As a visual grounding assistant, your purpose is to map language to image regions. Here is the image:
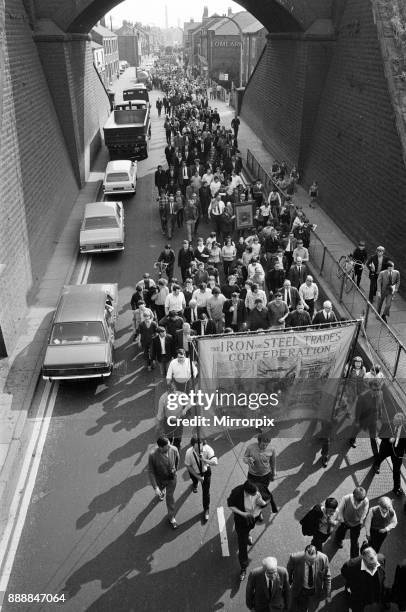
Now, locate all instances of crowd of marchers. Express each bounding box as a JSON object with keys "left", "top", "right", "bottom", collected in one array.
[{"left": 132, "top": 61, "right": 406, "bottom": 611}]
